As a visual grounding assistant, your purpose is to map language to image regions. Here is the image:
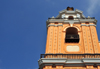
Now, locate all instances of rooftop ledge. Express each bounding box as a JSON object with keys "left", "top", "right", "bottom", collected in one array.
[
  {"left": 38, "top": 58, "right": 100, "bottom": 68},
  {"left": 46, "top": 18, "right": 97, "bottom": 24},
  {"left": 38, "top": 54, "right": 100, "bottom": 68},
  {"left": 48, "top": 17, "right": 95, "bottom": 19}
]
